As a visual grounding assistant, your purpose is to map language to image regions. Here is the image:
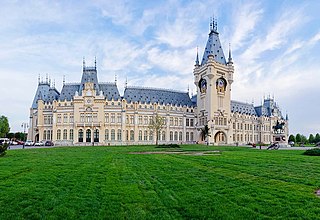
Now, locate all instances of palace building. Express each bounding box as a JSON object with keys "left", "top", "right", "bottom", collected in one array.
[{"left": 28, "top": 21, "right": 288, "bottom": 146}]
